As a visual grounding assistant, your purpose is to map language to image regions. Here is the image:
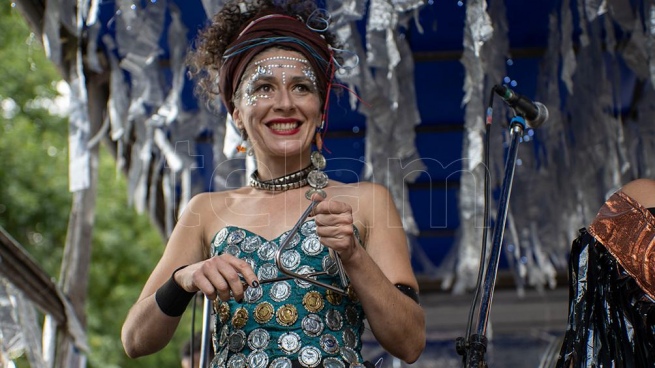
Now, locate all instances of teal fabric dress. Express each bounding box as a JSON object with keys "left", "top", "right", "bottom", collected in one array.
[{"left": 209, "top": 219, "right": 366, "bottom": 368}]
